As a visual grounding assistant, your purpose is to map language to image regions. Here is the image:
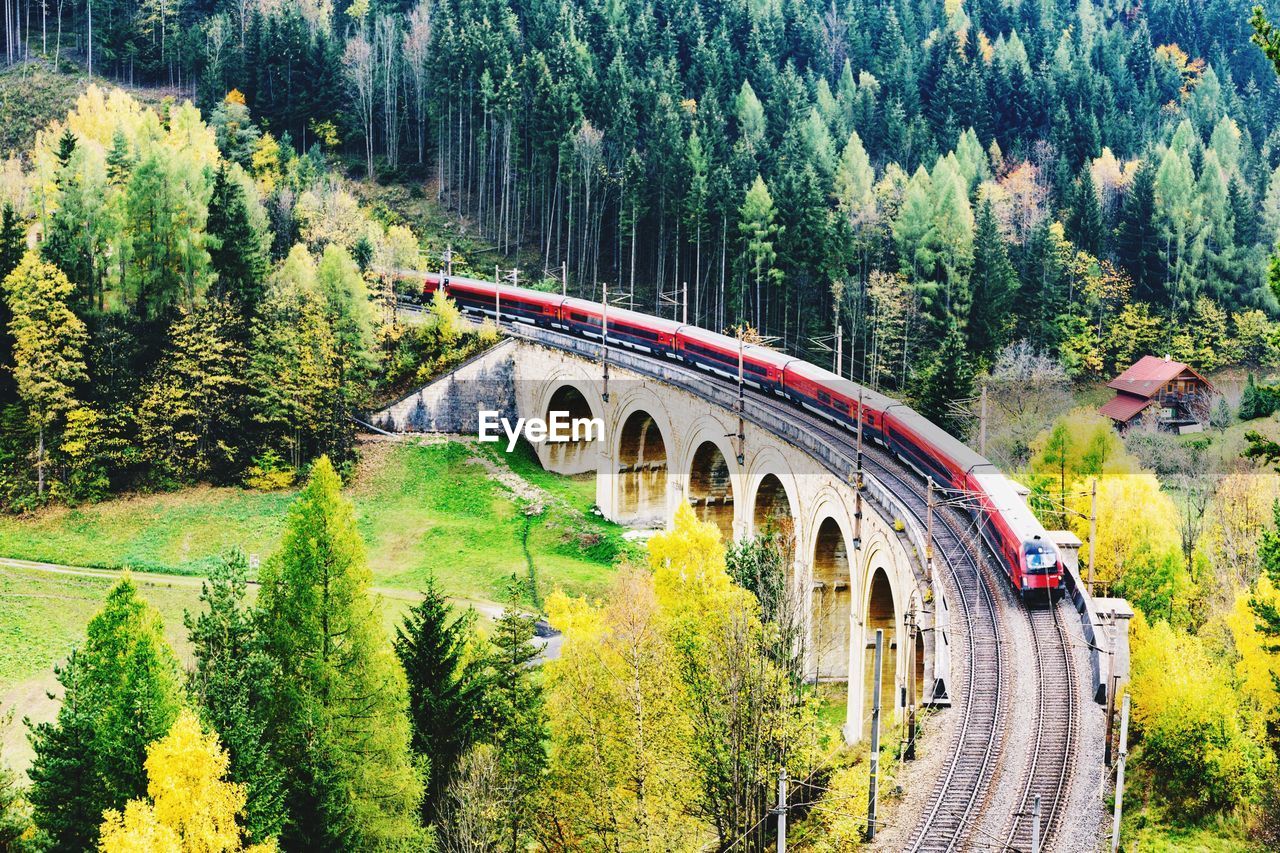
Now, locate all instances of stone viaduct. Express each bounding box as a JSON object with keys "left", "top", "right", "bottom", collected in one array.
[{"left": 375, "top": 333, "right": 955, "bottom": 746}]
